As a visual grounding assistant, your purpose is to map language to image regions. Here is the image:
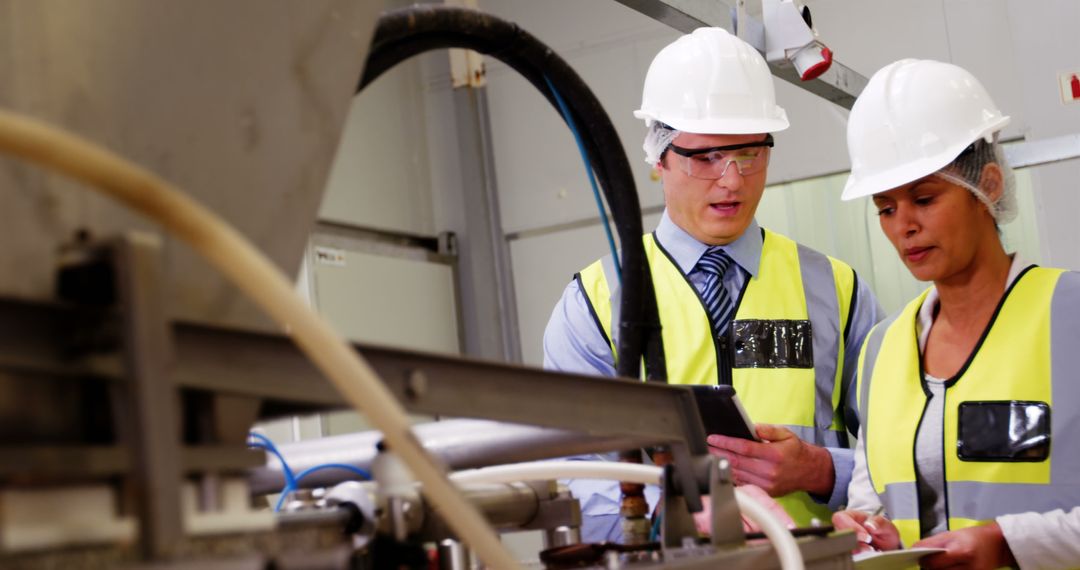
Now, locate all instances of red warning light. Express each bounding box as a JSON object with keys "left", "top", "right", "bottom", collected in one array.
[{"left": 1072, "top": 74, "right": 1080, "bottom": 100}]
